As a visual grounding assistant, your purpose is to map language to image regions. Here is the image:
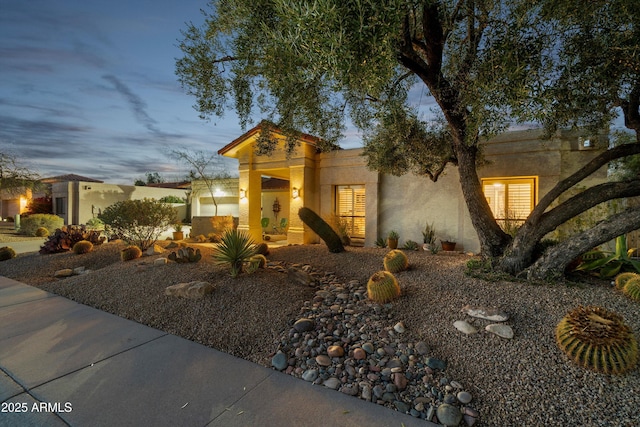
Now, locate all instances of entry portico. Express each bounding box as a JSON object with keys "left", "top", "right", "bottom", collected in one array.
[{"left": 218, "top": 122, "right": 322, "bottom": 245}]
